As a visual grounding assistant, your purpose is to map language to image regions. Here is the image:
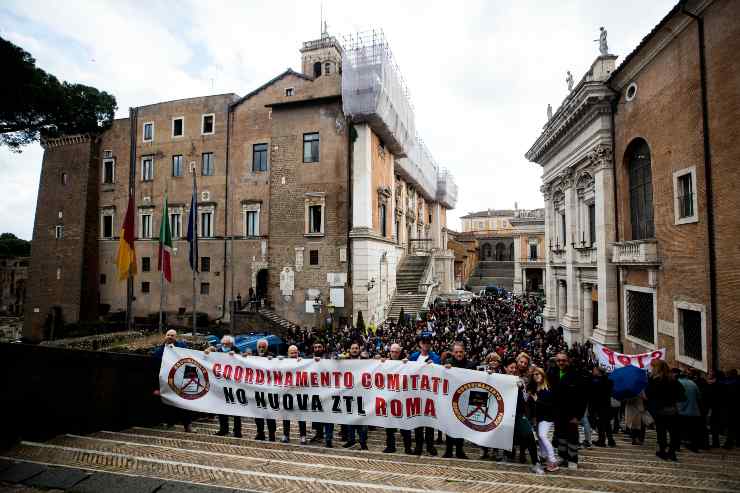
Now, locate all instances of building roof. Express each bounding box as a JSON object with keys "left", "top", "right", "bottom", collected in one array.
[
  {"left": 460, "top": 209, "right": 516, "bottom": 219},
  {"left": 231, "top": 69, "right": 313, "bottom": 109}
]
